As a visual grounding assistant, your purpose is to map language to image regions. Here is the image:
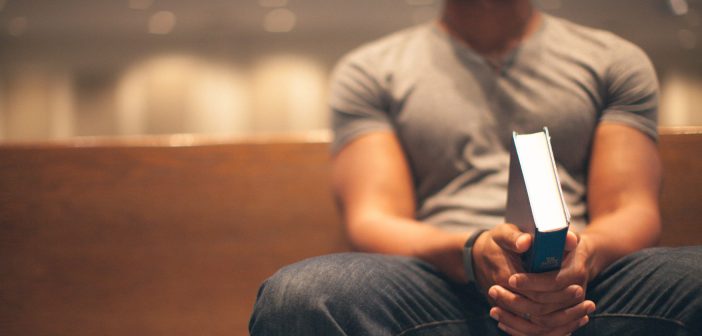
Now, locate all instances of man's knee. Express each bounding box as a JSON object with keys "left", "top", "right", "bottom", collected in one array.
[
  {"left": 588, "top": 246, "right": 702, "bottom": 335},
  {"left": 249, "top": 253, "right": 395, "bottom": 334},
  {"left": 630, "top": 246, "right": 702, "bottom": 279}
]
